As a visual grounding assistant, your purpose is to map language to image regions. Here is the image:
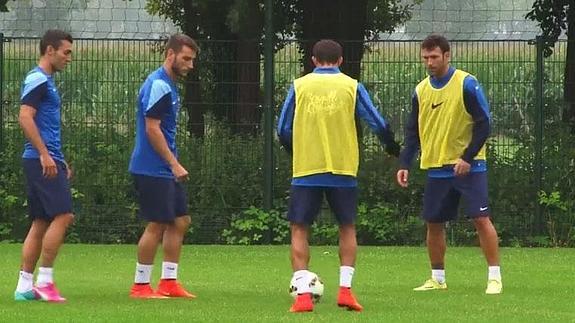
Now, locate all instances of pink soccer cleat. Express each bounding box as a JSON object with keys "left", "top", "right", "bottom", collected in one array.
[{"left": 34, "top": 283, "right": 66, "bottom": 303}]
